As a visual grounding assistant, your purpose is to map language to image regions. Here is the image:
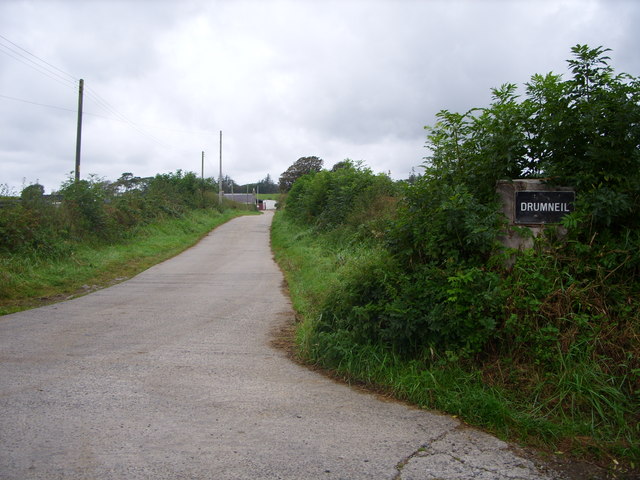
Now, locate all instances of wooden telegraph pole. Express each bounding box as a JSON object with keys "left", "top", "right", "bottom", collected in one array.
[
  {"left": 218, "top": 131, "right": 223, "bottom": 204},
  {"left": 201, "top": 150, "right": 205, "bottom": 208},
  {"left": 74, "top": 78, "right": 84, "bottom": 182}
]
